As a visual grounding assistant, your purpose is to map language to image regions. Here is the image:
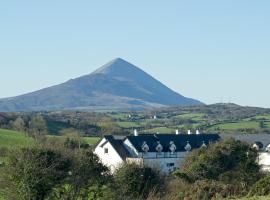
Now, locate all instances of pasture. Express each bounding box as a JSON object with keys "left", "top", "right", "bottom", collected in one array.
[{"left": 0, "top": 129, "right": 34, "bottom": 149}]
